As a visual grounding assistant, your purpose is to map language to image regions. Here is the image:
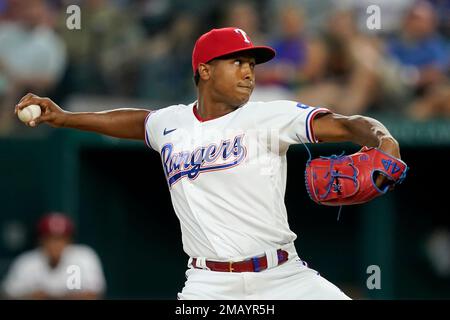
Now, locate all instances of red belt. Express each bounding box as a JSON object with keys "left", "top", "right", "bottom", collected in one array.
[{"left": 192, "top": 249, "right": 289, "bottom": 273}]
